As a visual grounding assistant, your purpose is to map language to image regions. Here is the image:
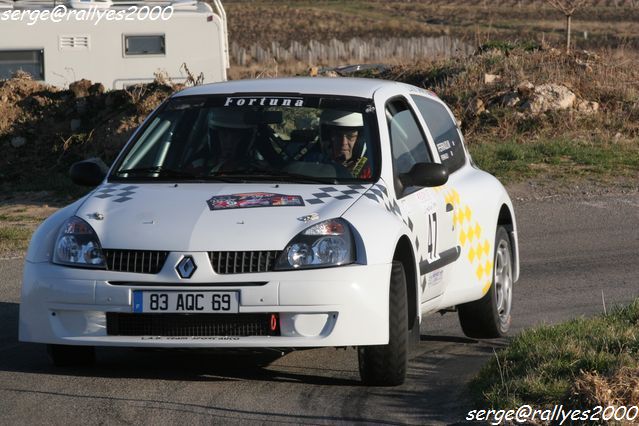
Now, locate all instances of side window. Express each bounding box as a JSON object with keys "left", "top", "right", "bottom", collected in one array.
[
  {"left": 386, "top": 97, "right": 432, "bottom": 196},
  {"left": 0, "top": 50, "right": 44, "bottom": 80},
  {"left": 411, "top": 95, "right": 466, "bottom": 173},
  {"left": 124, "top": 35, "right": 166, "bottom": 56}
]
